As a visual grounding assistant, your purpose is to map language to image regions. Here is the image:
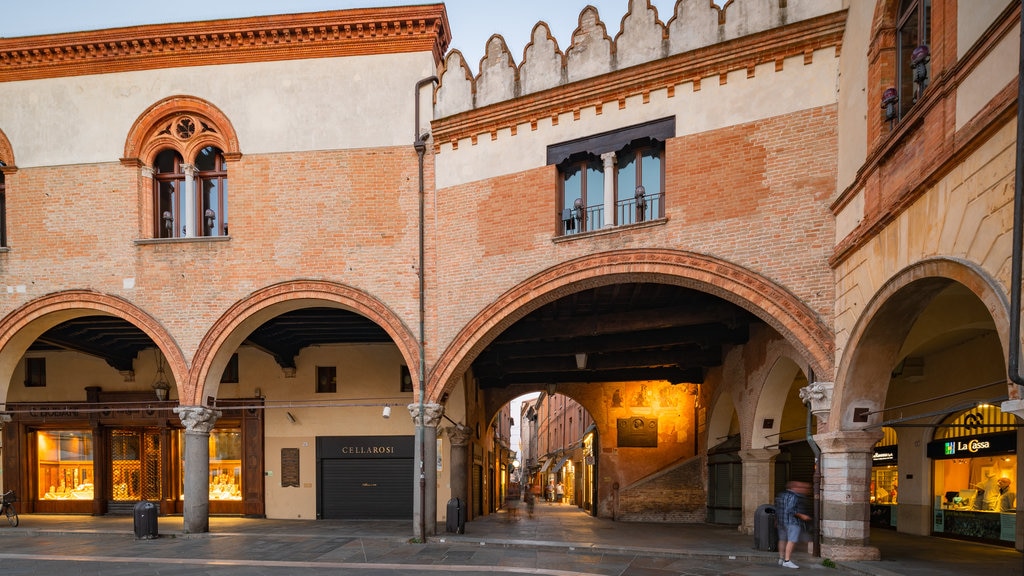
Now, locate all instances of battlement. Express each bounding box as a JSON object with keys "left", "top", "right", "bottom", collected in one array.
[{"left": 435, "top": 0, "right": 842, "bottom": 119}]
